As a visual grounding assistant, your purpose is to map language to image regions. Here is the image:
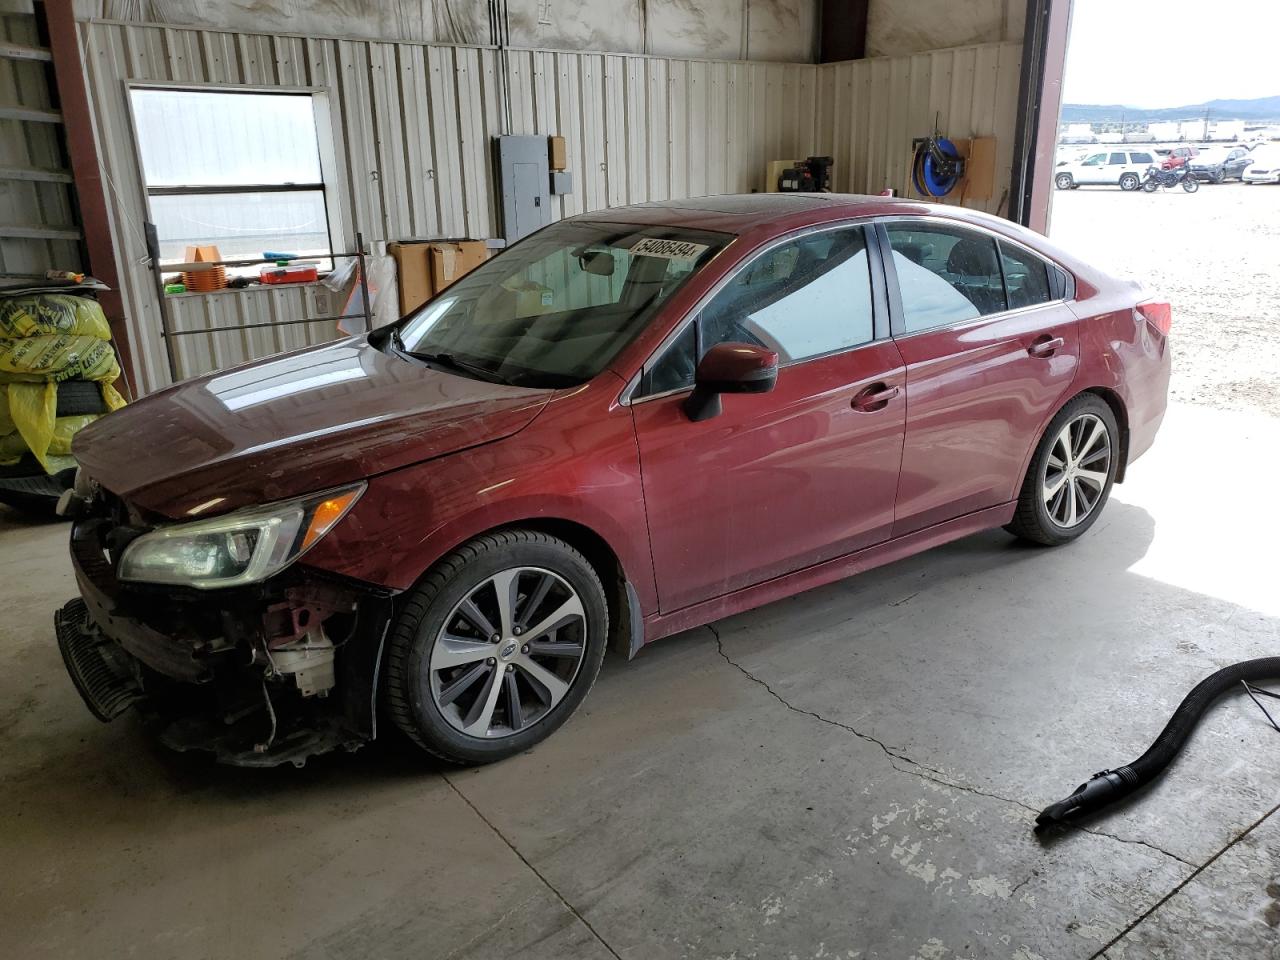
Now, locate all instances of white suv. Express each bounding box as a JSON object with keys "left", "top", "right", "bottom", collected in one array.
[{"left": 1054, "top": 149, "right": 1158, "bottom": 191}]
